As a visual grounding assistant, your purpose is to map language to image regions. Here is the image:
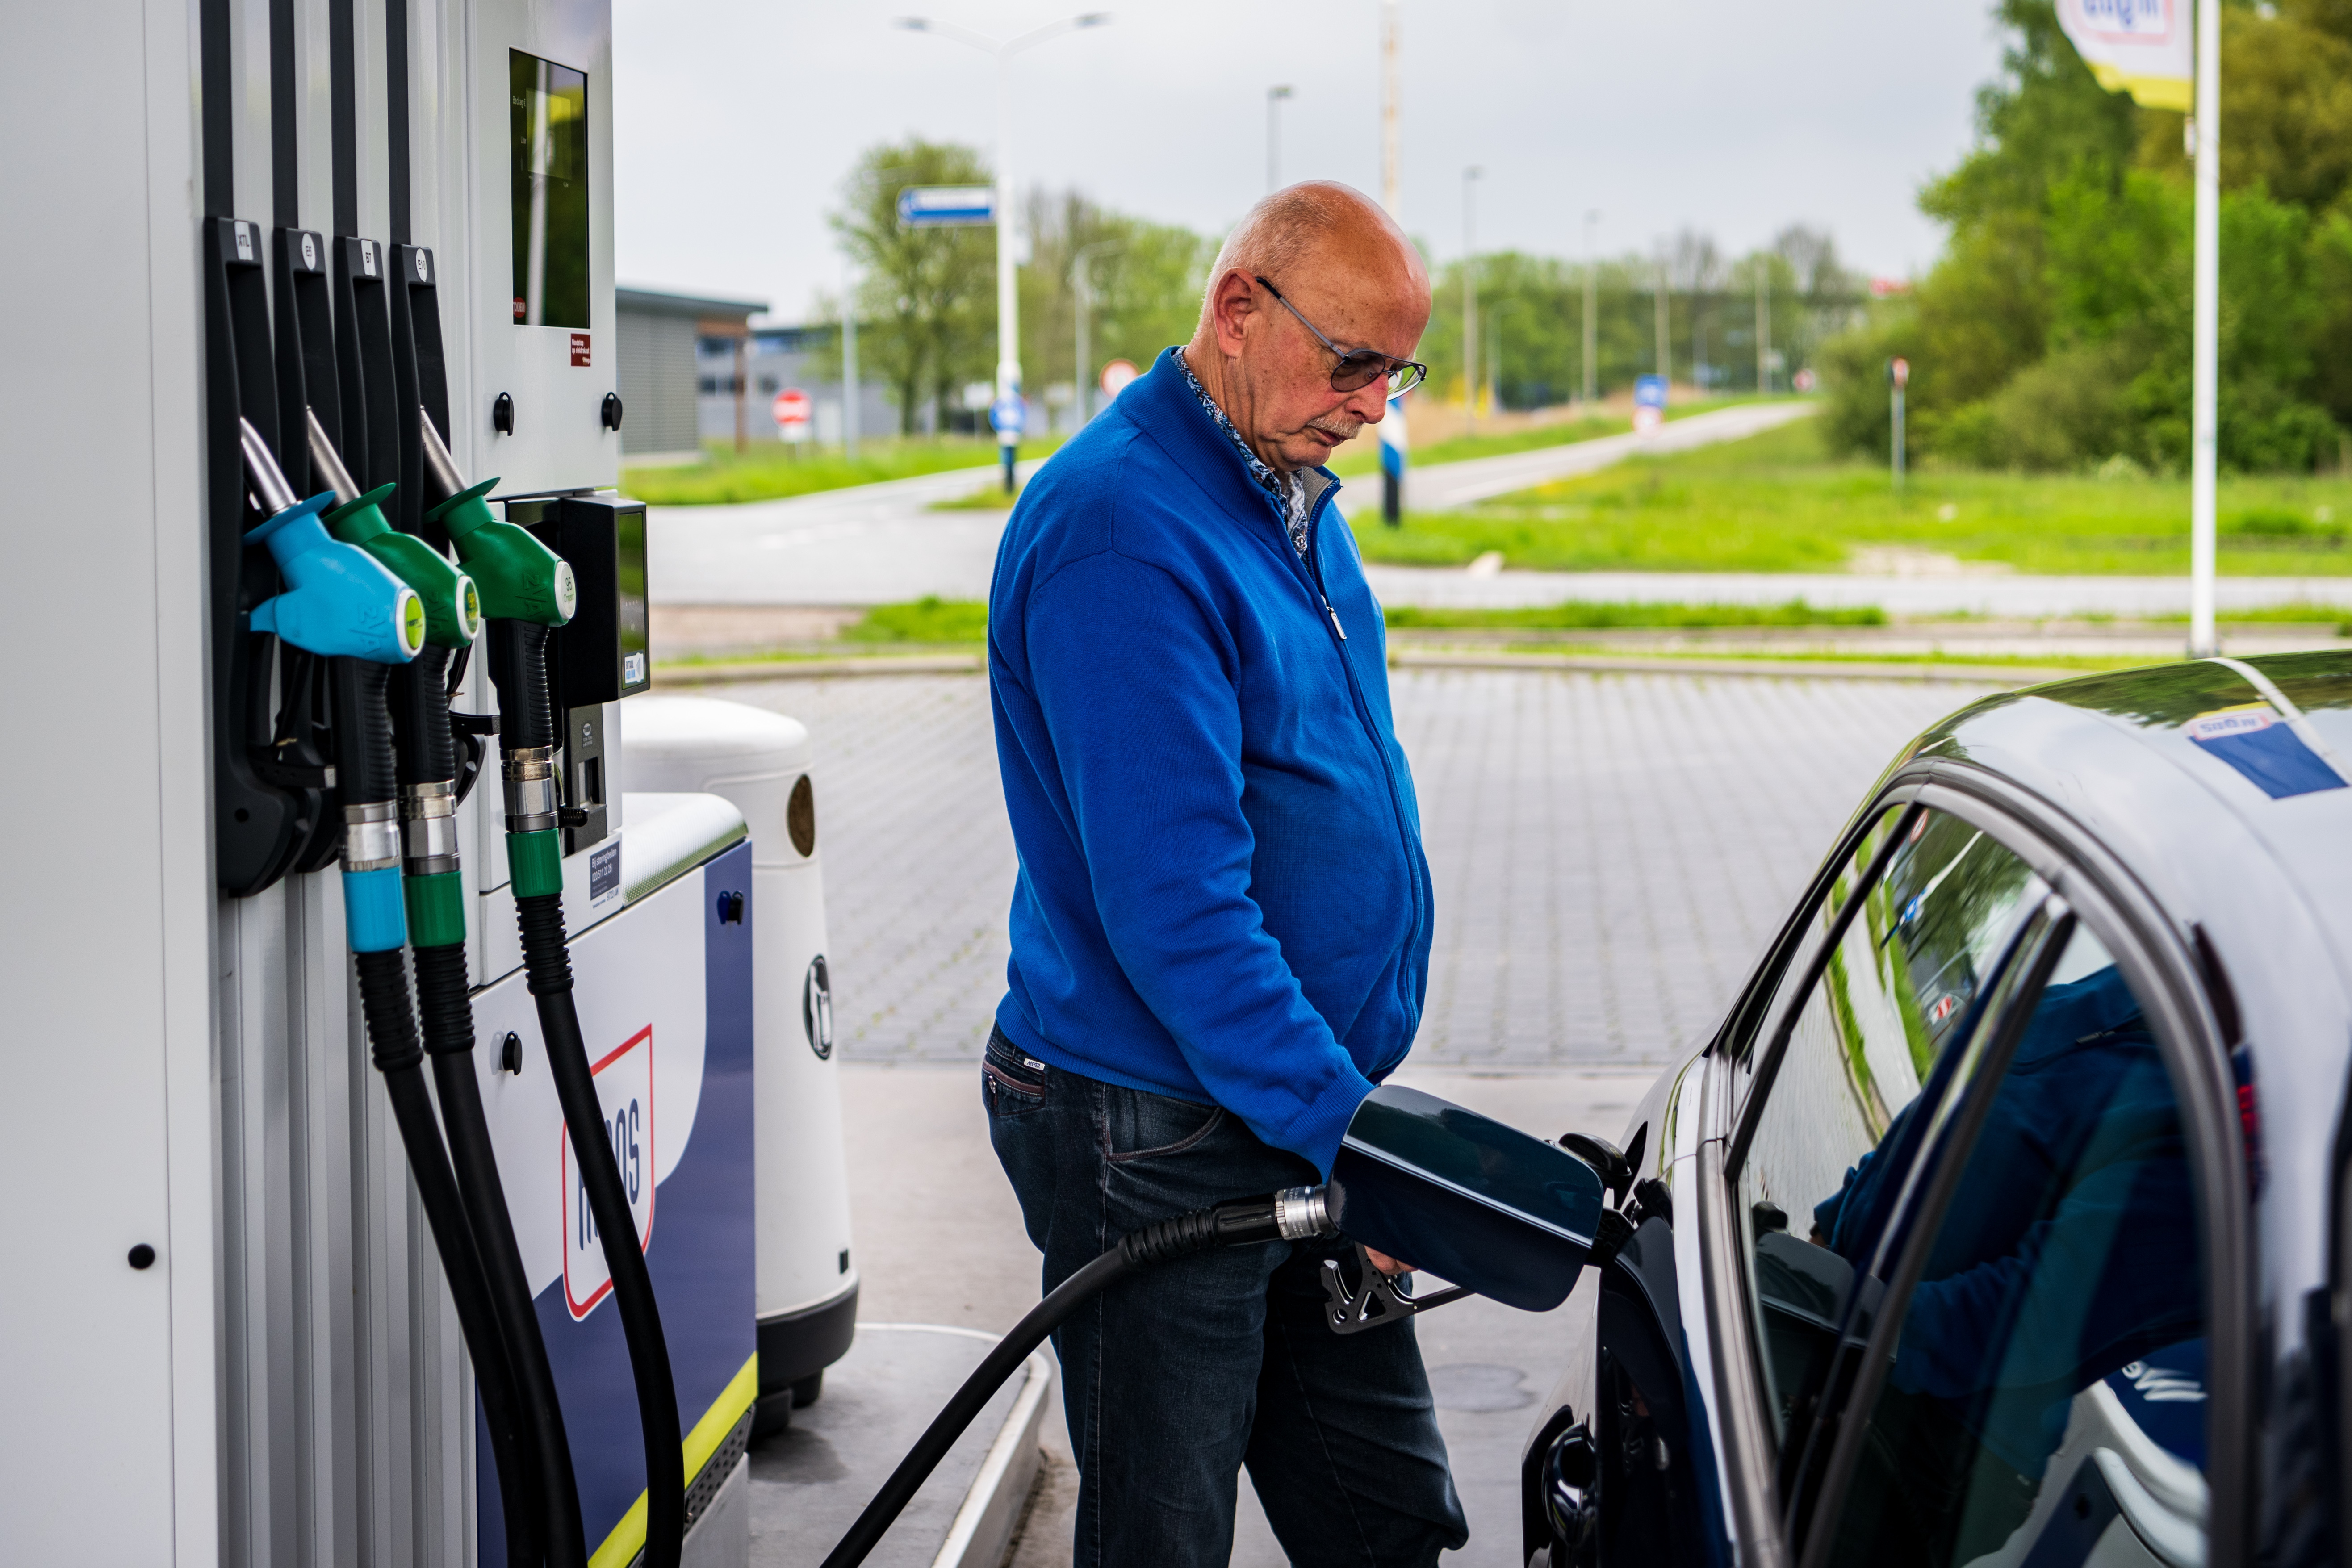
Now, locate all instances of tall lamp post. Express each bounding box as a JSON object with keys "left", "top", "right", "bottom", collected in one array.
[
  {"left": 1071, "top": 239, "right": 1120, "bottom": 426},
  {"left": 1266, "top": 85, "right": 1293, "bottom": 194},
  {"left": 1462, "top": 165, "right": 1482, "bottom": 435},
  {"left": 896, "top": 12, "right": 1111, "bottom": 491}
]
